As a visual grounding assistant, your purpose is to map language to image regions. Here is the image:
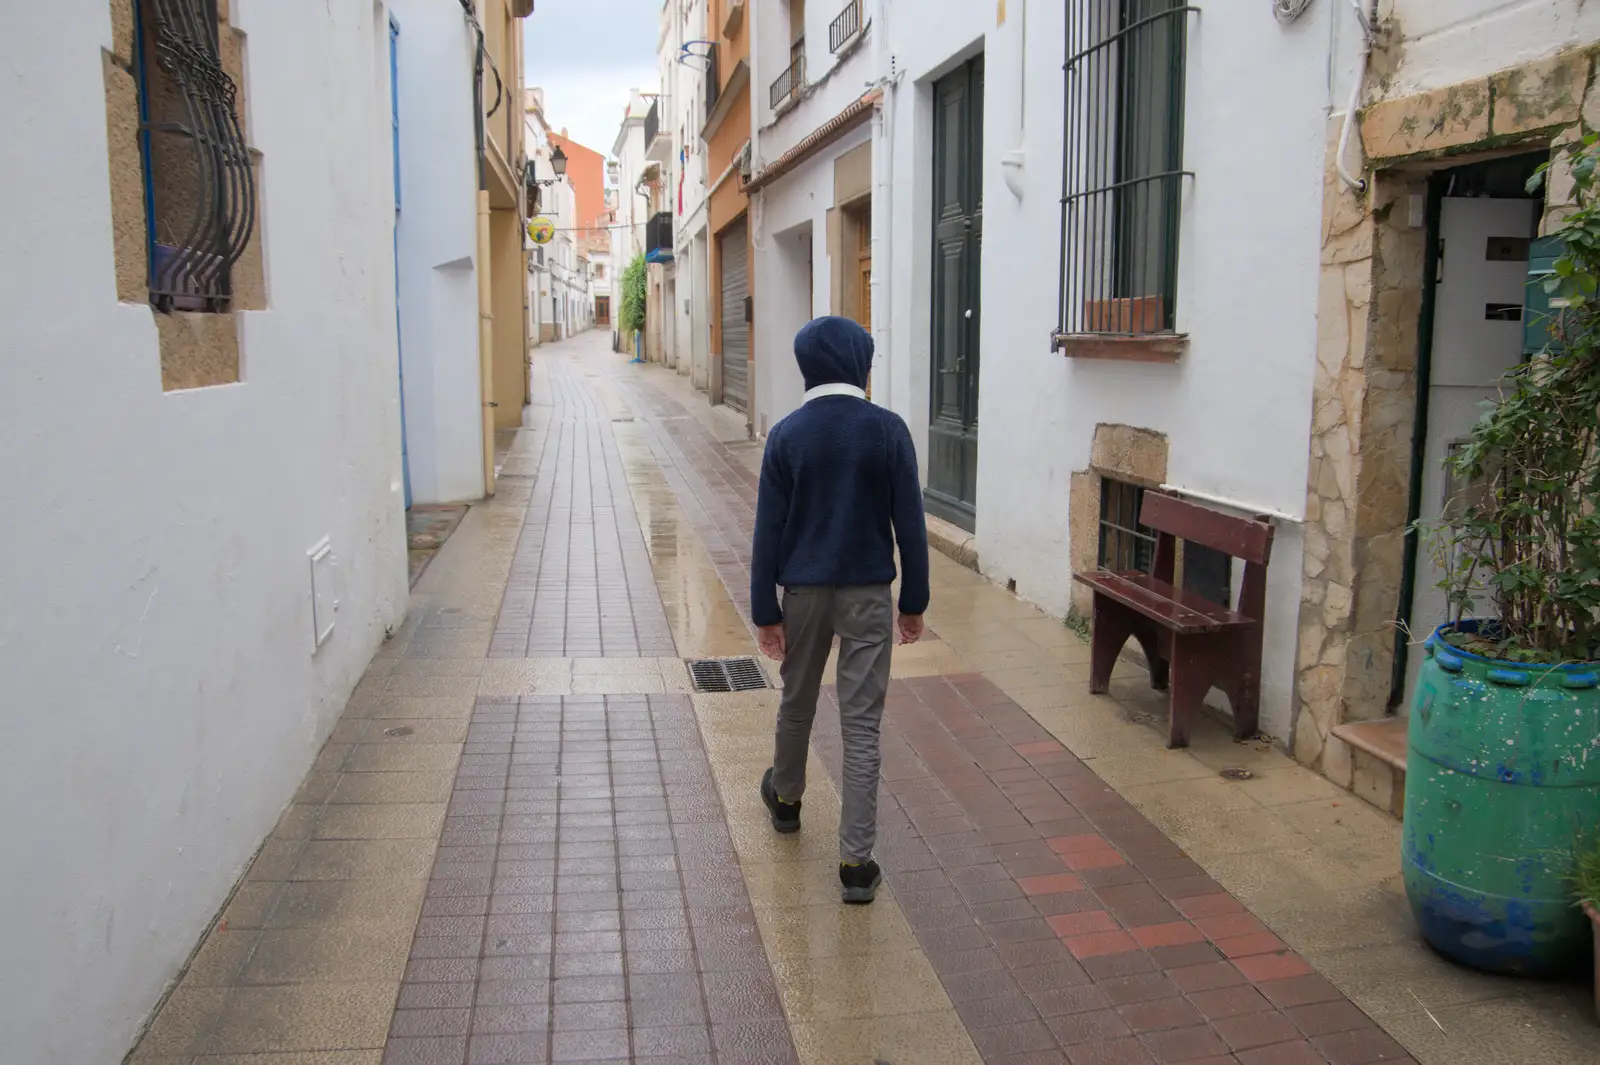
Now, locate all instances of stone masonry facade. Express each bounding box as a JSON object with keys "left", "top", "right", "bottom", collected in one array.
[{"left": 1292, "top": 44, "right": 1599, "bottom": 788}]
